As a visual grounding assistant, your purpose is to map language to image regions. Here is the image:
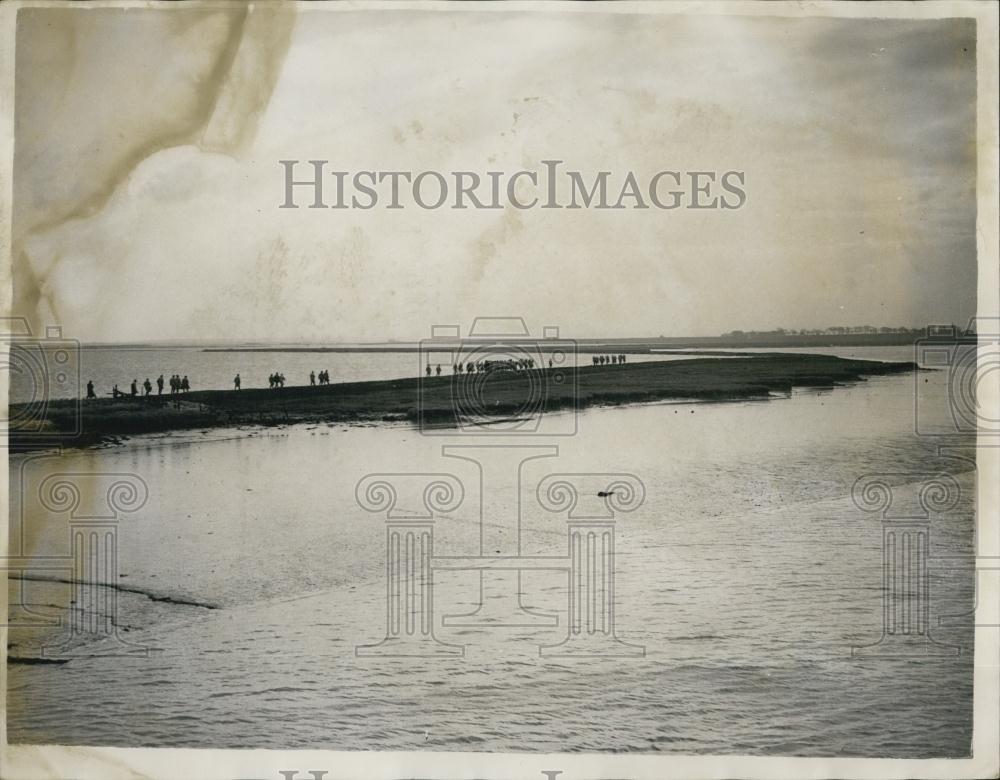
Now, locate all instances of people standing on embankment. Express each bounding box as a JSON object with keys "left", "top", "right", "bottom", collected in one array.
[{"left": 85, "top": 371, "right": 197, "bottom": 401}]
